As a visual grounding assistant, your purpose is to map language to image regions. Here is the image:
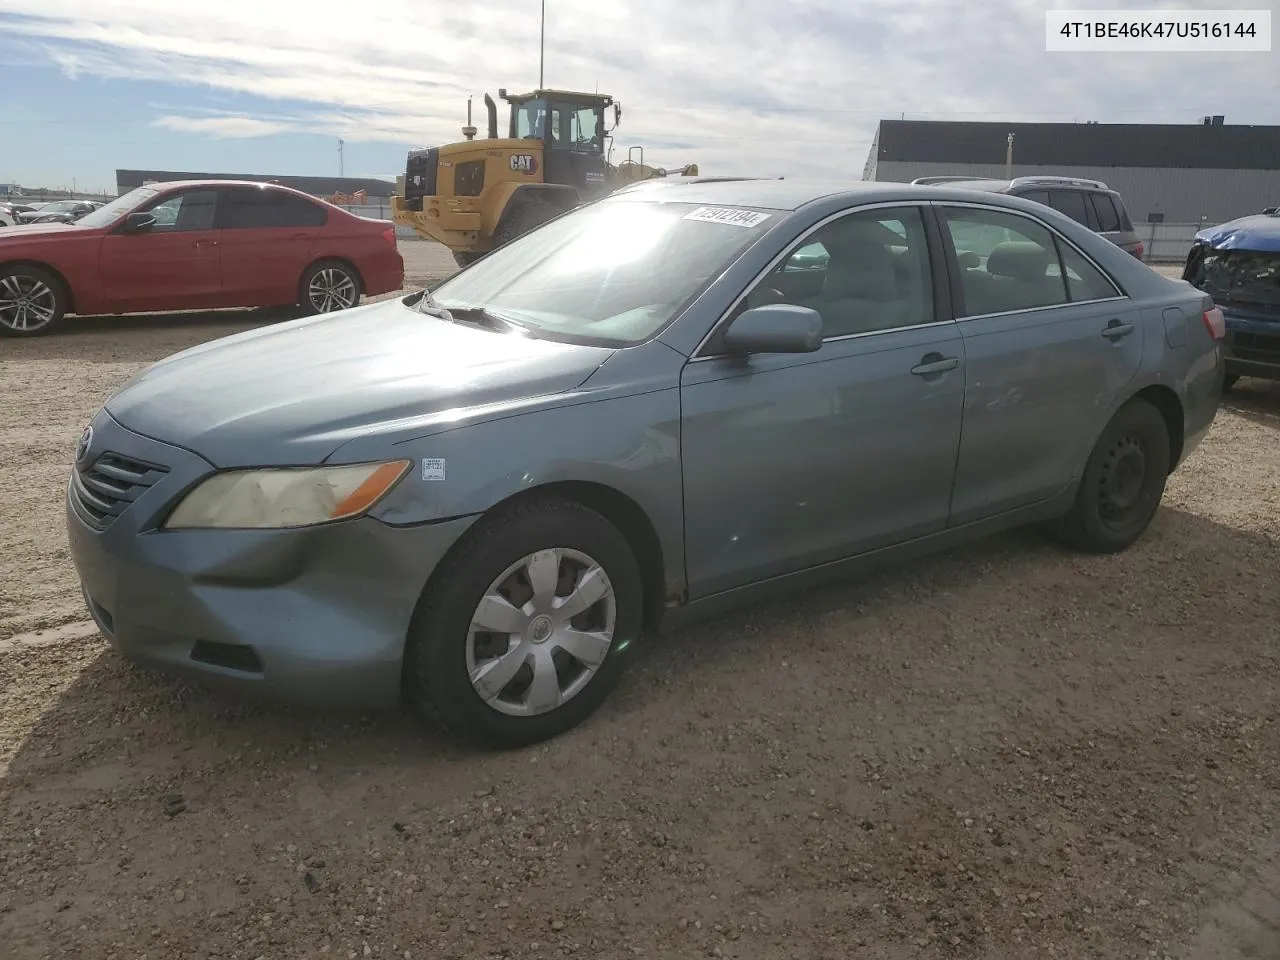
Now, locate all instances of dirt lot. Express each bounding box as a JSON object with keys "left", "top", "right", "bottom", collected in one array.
[{"left": 3, "top": 245, "right": 1280, "bottom": 960}]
